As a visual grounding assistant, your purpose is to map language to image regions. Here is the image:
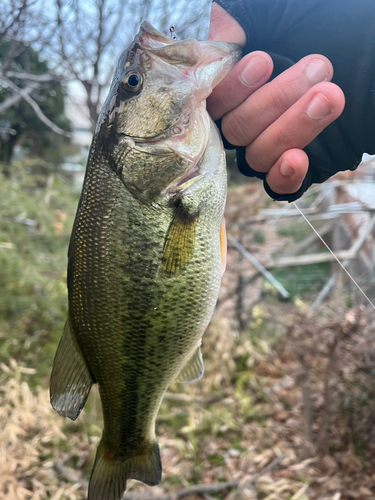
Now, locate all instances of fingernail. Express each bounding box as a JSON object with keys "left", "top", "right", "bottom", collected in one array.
[
  {"left": 307, "top": 93, "right": 333, "bottom": 119},
  {"left": 239, "top": 56, "right": 268, "bottom": 87},
  {"left": 305, "top": 59, "right": 329, "bottom": 84},
  {"left": 280, "top": 159, "right": 295, "bottom": 176}
]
